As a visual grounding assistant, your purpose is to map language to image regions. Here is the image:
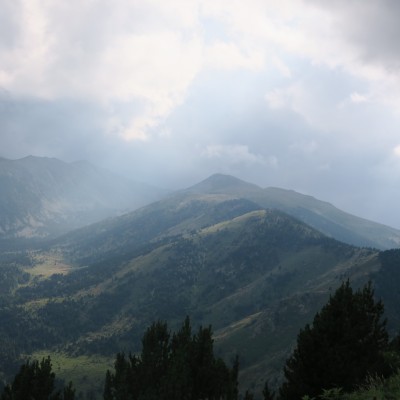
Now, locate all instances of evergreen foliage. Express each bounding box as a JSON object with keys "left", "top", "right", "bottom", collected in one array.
[
  {"left": 0, "top": 356, "right": 75, "bottom": 400},
  {"left": 263, "top": 381, "right": 275, "bottom": 400},
  {"left": 103, "top": 316, "right": 238, "bottom": 400},
  {"left": 279, "top": 281, "right": 390, "bottom": 400},
  {"left": 243, "top": 390, "right": 254, "bottom": 400}
]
